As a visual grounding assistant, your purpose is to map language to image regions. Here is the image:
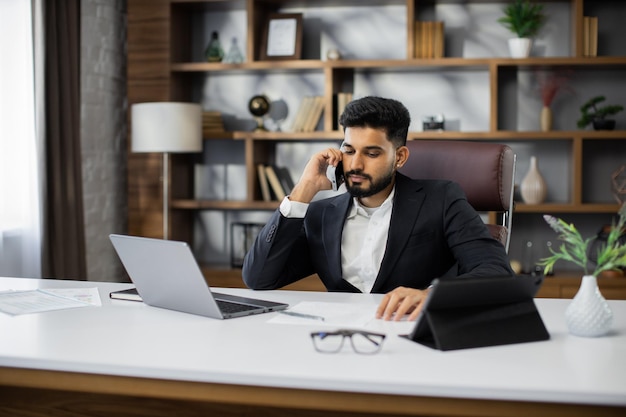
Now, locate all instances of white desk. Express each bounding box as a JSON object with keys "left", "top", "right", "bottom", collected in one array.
[{"left": 1, "top": 277, "right": 625, "bottom": 417}]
